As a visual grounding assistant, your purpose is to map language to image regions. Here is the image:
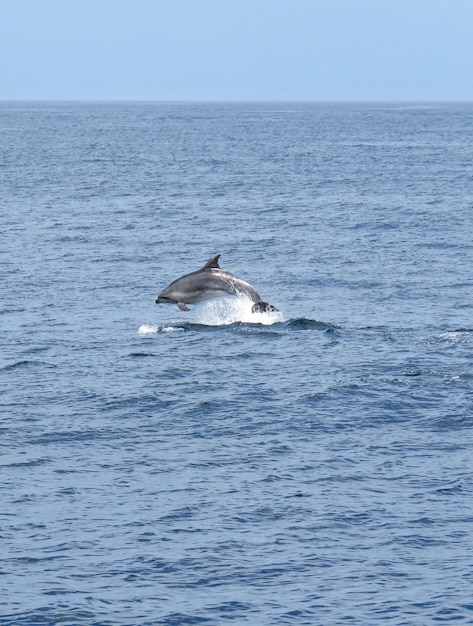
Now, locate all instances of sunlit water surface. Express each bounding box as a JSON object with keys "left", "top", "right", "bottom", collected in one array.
[{"left": 2, "top": 102, "right": 473, "bottom": 625}]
